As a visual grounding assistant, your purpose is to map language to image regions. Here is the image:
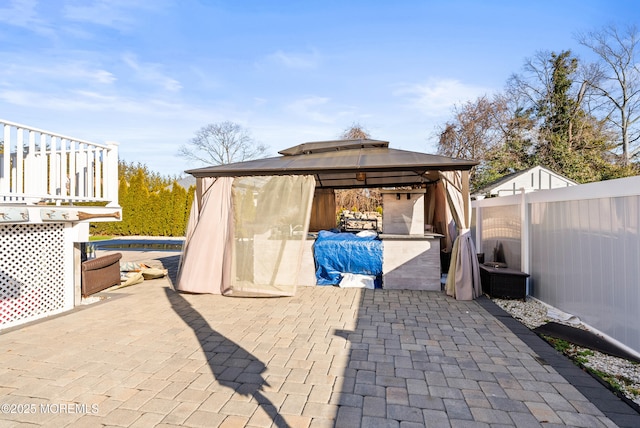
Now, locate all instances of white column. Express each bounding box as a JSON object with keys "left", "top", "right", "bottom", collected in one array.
[{"left": 105, "top": 141, "right": 120, "bottom": 207}]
